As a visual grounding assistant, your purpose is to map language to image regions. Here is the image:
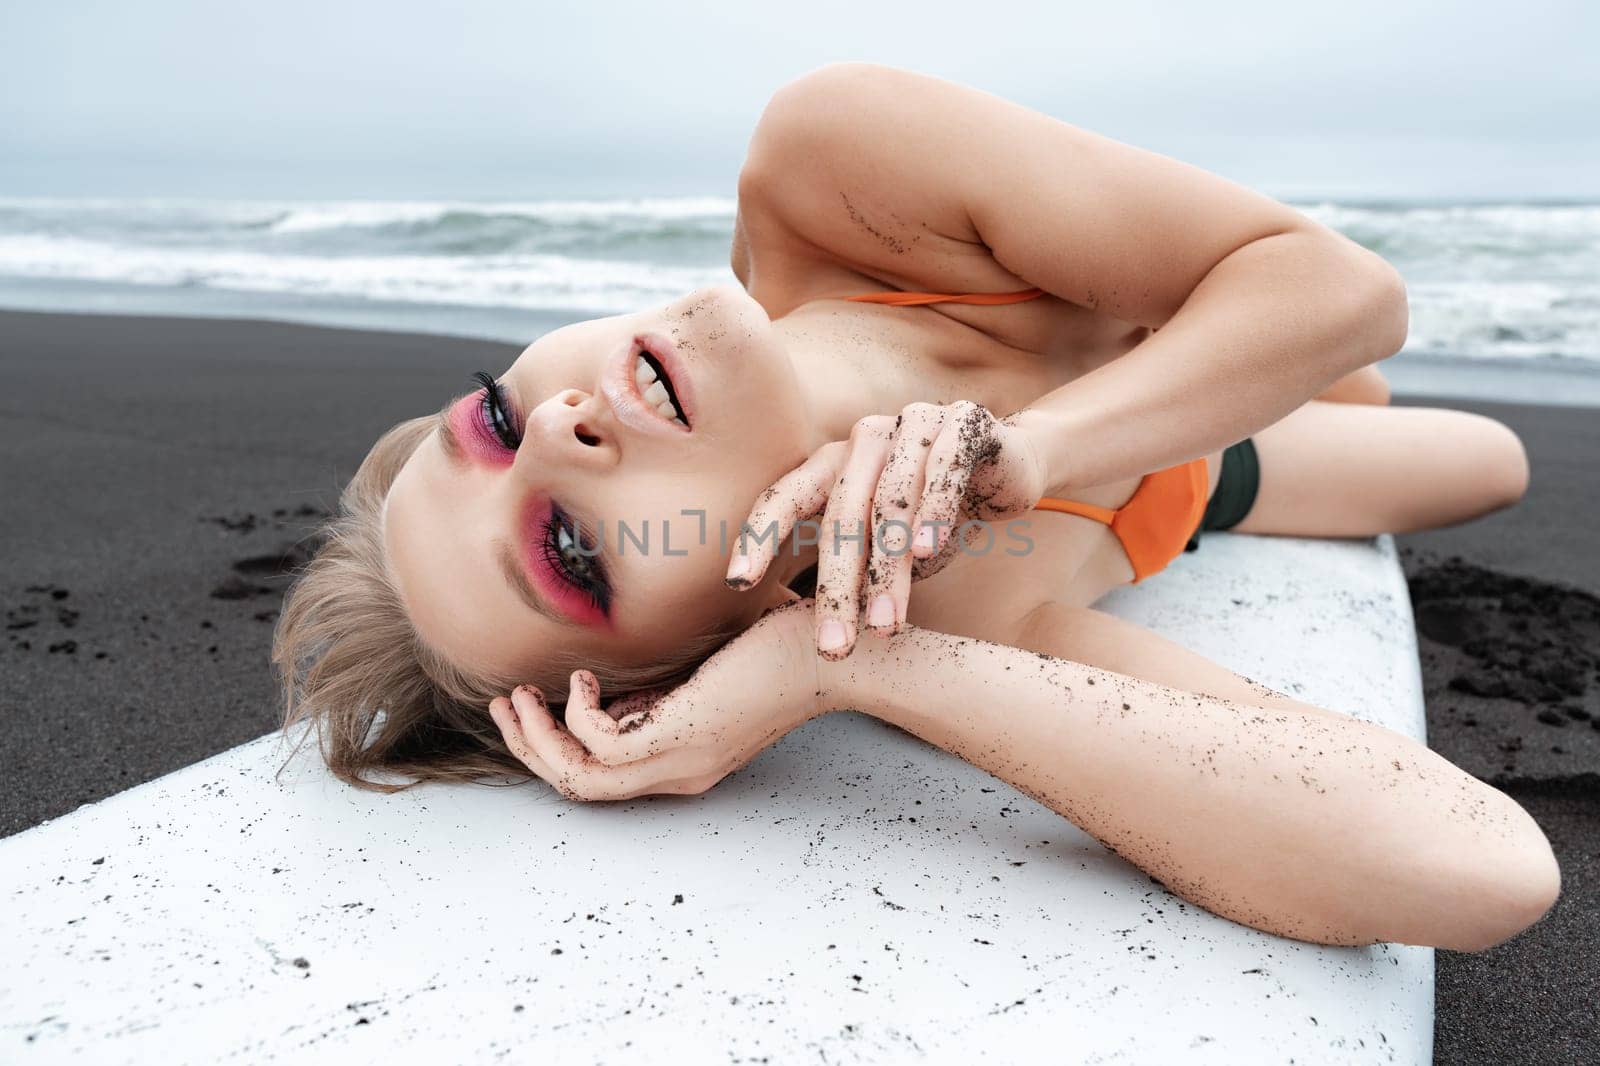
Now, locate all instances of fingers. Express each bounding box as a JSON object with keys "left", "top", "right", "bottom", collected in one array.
[
  {"left": 728, "top": 400, "right": 1019, "bottom": 653},
  {"left": 507, "top": 684, "right": 608, "bottom": 800},
  {"left": 493, "top": 677, "right": 713, "bottom": 802},
  {"left": 725, "top": 442, "right": 846, "bottom": 590},
  {"left": 560, "top": 670, "right": 659, "bottom": 766},
  {"left": 493, "top": 682, "right": 609, "bottom": 800},
  {"left": 864, "top": 403, "right": 943, "bottom": 634},
  {"left": 912, "top": 400, "right": 984, "bottom": 561},
  {"left": 813, "top": 415, "right": 895, "bottom": 659},
  {"left": 487, "top": 691, "right": 560, "bottom": 783}
]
